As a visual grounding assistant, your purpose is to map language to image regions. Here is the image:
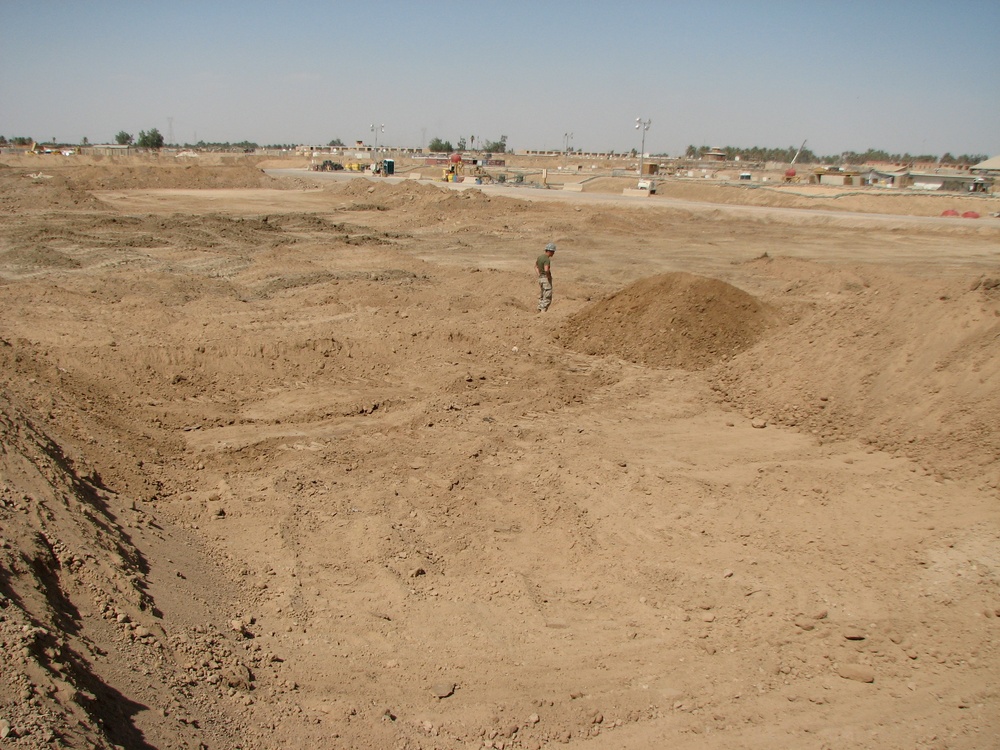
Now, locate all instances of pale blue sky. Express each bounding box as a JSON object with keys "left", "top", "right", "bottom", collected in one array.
[{"left": 2, "top": 0, "right": 997, "bottom": 157}]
